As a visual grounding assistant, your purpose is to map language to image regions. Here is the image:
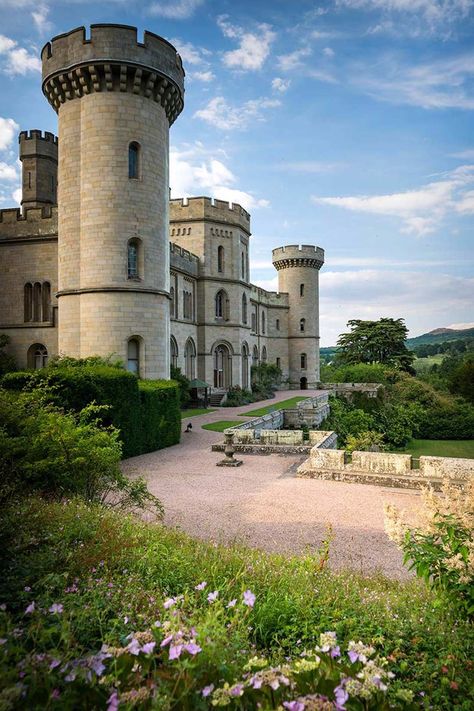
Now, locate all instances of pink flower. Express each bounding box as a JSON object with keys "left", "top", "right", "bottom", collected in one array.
[
  {"left": 195, "top": 581, "right": 207, "bottom": 591},
  {"left": 230, "top": 683, "right": 244, "bottom": 697},
  {"left": 202, "top": 684, "right": 214, "bottom": 697},
  {"left": 169, "top": 644, "right": 183, "bottom": 660},
  {"left": 163, "top": 597, "right": 176, "bottom": 609},
  {"left": 185, "top": 641, "right": 202, "bottom": 655},
  {"left": 227, "top": 599, "right": 237, "bottom": 608},
  {"left": 127, "top": 638, "right": 141, "bottom": 655},
  {"left": 141, "top": 642, "right": 156, "bottom": 654},
  {"left": 25, "top": 602, "right": 35, "bottom": 614},
  {"left": 51, "top": 689, "right": 61, "bottom": 700},
  {"left": 243, "top": 589, "right": 256, "bottom": 608},
  {"left": 207, "top": 591, "right": 219, "bottom": 603},
  {"left": 160, "top": 635, "right": 173, "bottom": 648},
  {"left": 107, "top": 691, "right": 119, "bottom": 711},
  {"left": 283, "top": 703, "right": 304, "bottom": 711},
  {"left": 49, "top": 603, "right": 63, "bottom": 614}
]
